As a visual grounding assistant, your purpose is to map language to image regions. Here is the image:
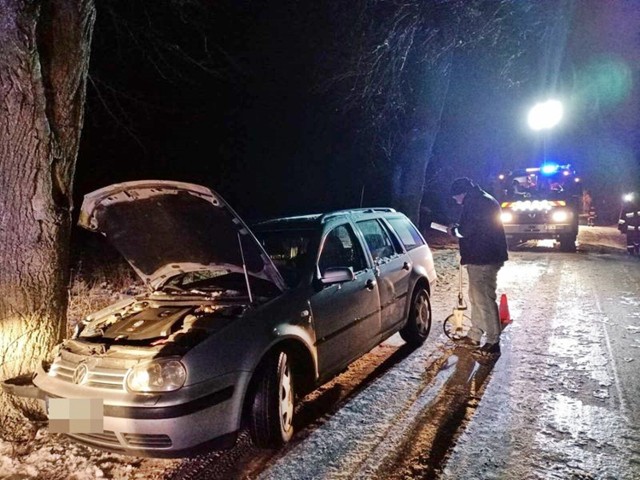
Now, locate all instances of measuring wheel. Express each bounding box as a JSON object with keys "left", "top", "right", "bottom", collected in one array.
[
  {"left": 443, "top": 307, "right": 472, "bottom": 340},
  {"left": 443, "top": 261, "right": 472, "bottom": 340}
]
